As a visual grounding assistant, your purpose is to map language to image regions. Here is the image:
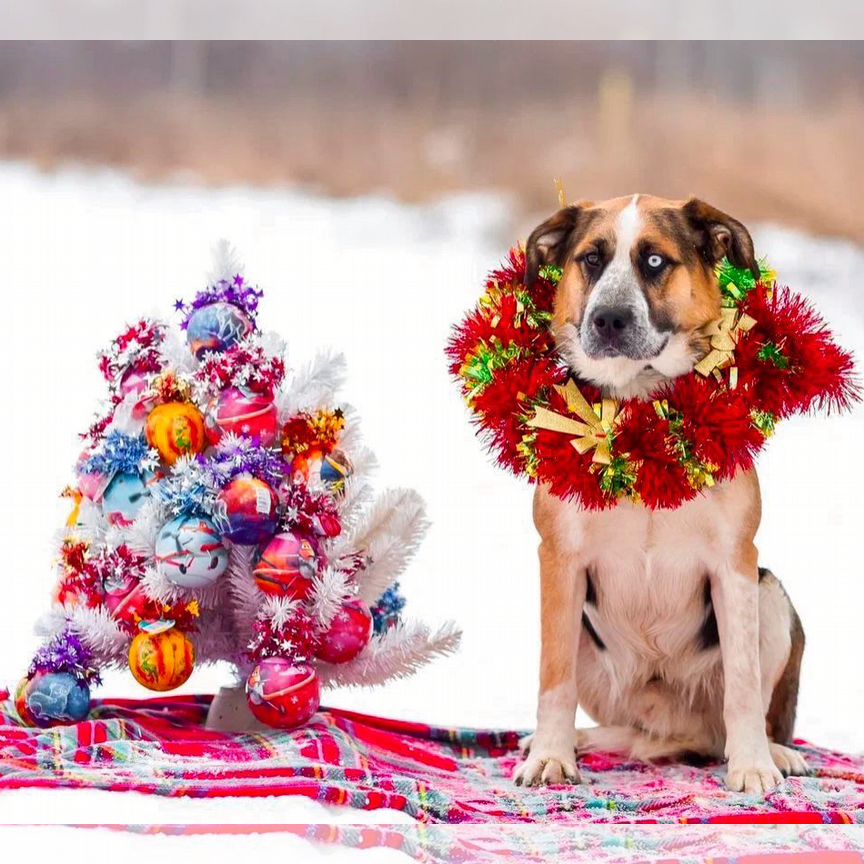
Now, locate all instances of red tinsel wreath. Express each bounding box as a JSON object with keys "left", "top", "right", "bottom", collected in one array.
[{"left": 447, "top": 249, "right": 858, "bottom": 511}]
